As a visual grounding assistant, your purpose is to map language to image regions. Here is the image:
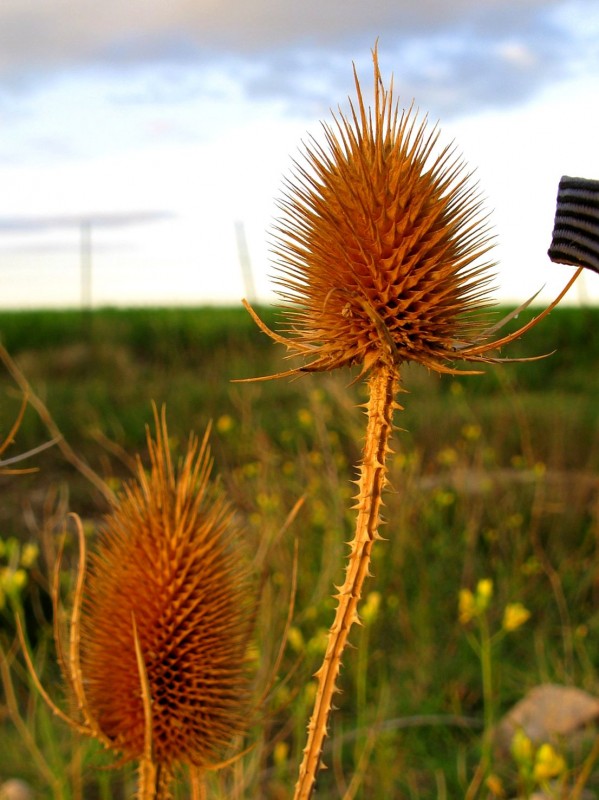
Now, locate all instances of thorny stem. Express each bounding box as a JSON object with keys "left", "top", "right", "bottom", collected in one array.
[
  {"left": 293, "top": 363, "right": 399, "bottom": 800},
  {"left": 137, "top": 761, "right": 174, "bottom": 800},
  {"left": 190, "top": 767, "right": 208, "bottom": 800}
]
